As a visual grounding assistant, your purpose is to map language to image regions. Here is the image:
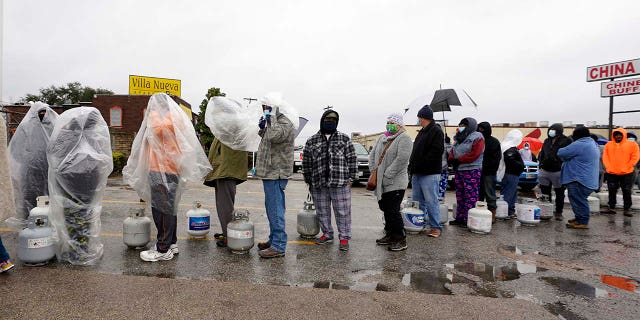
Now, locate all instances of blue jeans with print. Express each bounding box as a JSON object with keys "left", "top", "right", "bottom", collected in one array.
[
  {"left": 412, "top": 174, "right": 442, "bottom": 231},
  {"left": 501, "top": 174, "right": 519, "bottom": 216},
  {"left": 263, "top": 179, "right": 288, "bottom": 252},
  {"left": 567, "top": 182, "right": 593, "bottom": 225},
  {"left": 0, "top": 235, "right": 10, "bottom": 262}
]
